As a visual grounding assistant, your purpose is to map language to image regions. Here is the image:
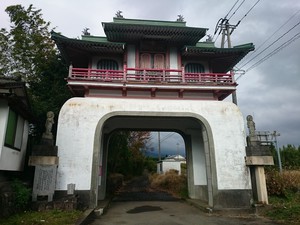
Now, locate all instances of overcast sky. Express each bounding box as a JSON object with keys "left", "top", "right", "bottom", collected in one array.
[{"left": 1, "top": 0, "right": 299, "bottom": 152}]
